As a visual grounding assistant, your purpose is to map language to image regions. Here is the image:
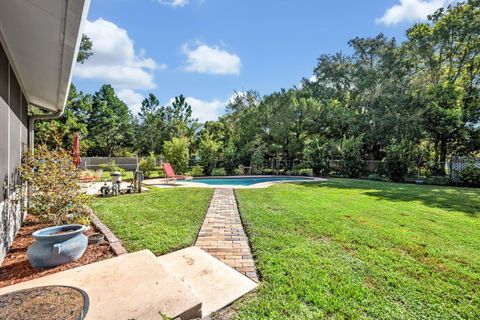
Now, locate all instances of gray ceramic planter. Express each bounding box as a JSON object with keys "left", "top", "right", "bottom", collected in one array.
[{"left": 27, "top": 225, "right": 88, "bottom": 268}]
